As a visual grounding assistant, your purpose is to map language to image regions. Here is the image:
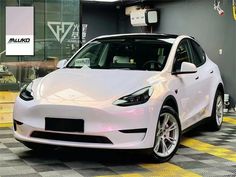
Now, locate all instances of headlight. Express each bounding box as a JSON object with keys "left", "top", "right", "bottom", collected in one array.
[
  {"left": 19, "top": 83, "right": 33, "bottom": 101},
  {"left": 113, "top": 86, "right": 153, "bottom": 106}
]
